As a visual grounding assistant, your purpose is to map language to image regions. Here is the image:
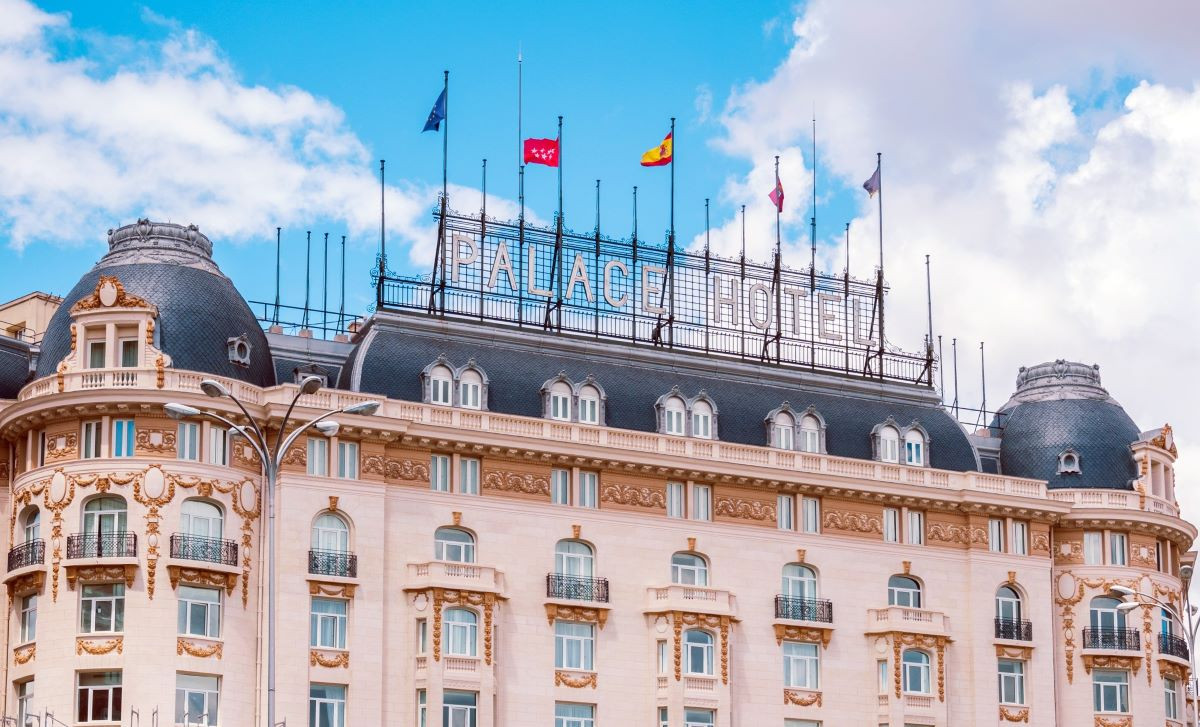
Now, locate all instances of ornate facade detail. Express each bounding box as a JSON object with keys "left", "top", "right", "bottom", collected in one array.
[
  {"left": 995, "top": 644, "right": 1033, "bottom": 660},
  {"left": 782, "top": 689, "right": 822, "bottom": 706},
  {"left": 44, "top": 432, "right": 78, "bottom": 460},
  {"left": 77, "top": 636, "right": 124, "bottom": 655},
  {"left": 166, "top": 565, "right": 238, "bottom": 595},
  {"left": 821, "top": 509, "right": 882, "bottom": 534},
  {"left": 281, "top": 443, "right": 307, "bottom": 467},
  {"left": 969, "top": 526, "right": 989, "bottom": 545},
  {"left": 177, "top": 638, "right": 223, "bottom": 659},
  {"left": 483, "top": 470, "right": 550, "bottom": 496},
  {"left": 70, "top": 276, "right": 156, "bottom": 313},
  {"left": 1054, "top": 573, "right": 1140, "bottom": 684},
  {"left": 554, "top": 670, "right": 597, "bottom": 689},
  {"left": 655, "top": 610, "right": 732, "bottom": 684},
  {"left": 1054, "top": 539, "right": 1083, "bottom": 564},
  {"left": 544, "top": 603, "right": 609, "bottom": 629},
  {"left": 600, "top": 483, "right": 666, "bottom": 509},
  {"left": 385, "top": 457, "right": 431, "bottom": 482},
  {"left": 998, "top": 706, "right": 1029, "bottom": 723},
  {"left": 927, "top": 521, "right": 971, "bottom": 545},
  {"left": 65, "top": 564, "right": 136, "bottom": 590},
  {"left": 772, "top": 623, "right": 832, "bottom": 649},
  {"left": 134, "top": 428, "right": 177, "bottom": 454},
  {"left": 429, "top": 588, "right": 498, "bottom": 664},
  {"left": 327, "top": 495, "right": 339, "bottom": 512},
  {"left": 7, "top": 571, "right": 45, "bottom": 599},
  {"left": 12, "top": 644, "right": 35, "bottom": 665},
  {"left": 310, "top": 649, "right": 350, "bottom": 668},
  {"left": 1081, "top": 655, "right": 1141, "bottom": 675},
  {"left": 309, "top": 581, "right": 357, "bottom": 598},
  {"left": 713, "top": 495, "right": 775, "bottom": 522},
  {"left": 1092, "top": 717, "right": 1131, "bottom": 727},
  {"left": 1031, "top": 531, "right": 1050, "bottom": 553},
  {"left": 887, "top": 632, "right": 949, "bottom": 702},
  {"left": 232, "top": 442, "right": 260, "bottom": 468},
  {"left": 361, "top": 454, "right": 385, "bottom": 476},
  {"left": 1150, "top": 423, "right": 1178, "bottom": 456}
]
